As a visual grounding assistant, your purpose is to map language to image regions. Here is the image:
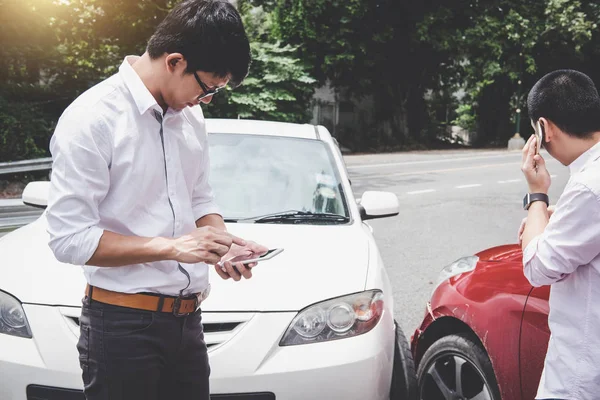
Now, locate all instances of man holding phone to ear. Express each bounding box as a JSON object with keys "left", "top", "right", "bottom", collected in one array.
[
  {"left": 520, "top": 69, "right": 600, "bottom": 399},
  {"left": 46, "top": 1, "right": 267, "bottom": 399}
]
